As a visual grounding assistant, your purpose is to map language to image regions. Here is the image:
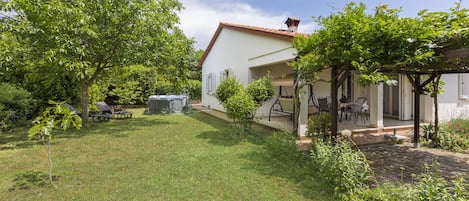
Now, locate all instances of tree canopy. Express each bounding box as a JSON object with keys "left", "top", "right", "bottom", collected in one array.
[
  {"left": 0, "top": 0, "right": 196, "bottom": 126},
  {"left": 292, "top": 2, "right": 468, "bottom": 140}
]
